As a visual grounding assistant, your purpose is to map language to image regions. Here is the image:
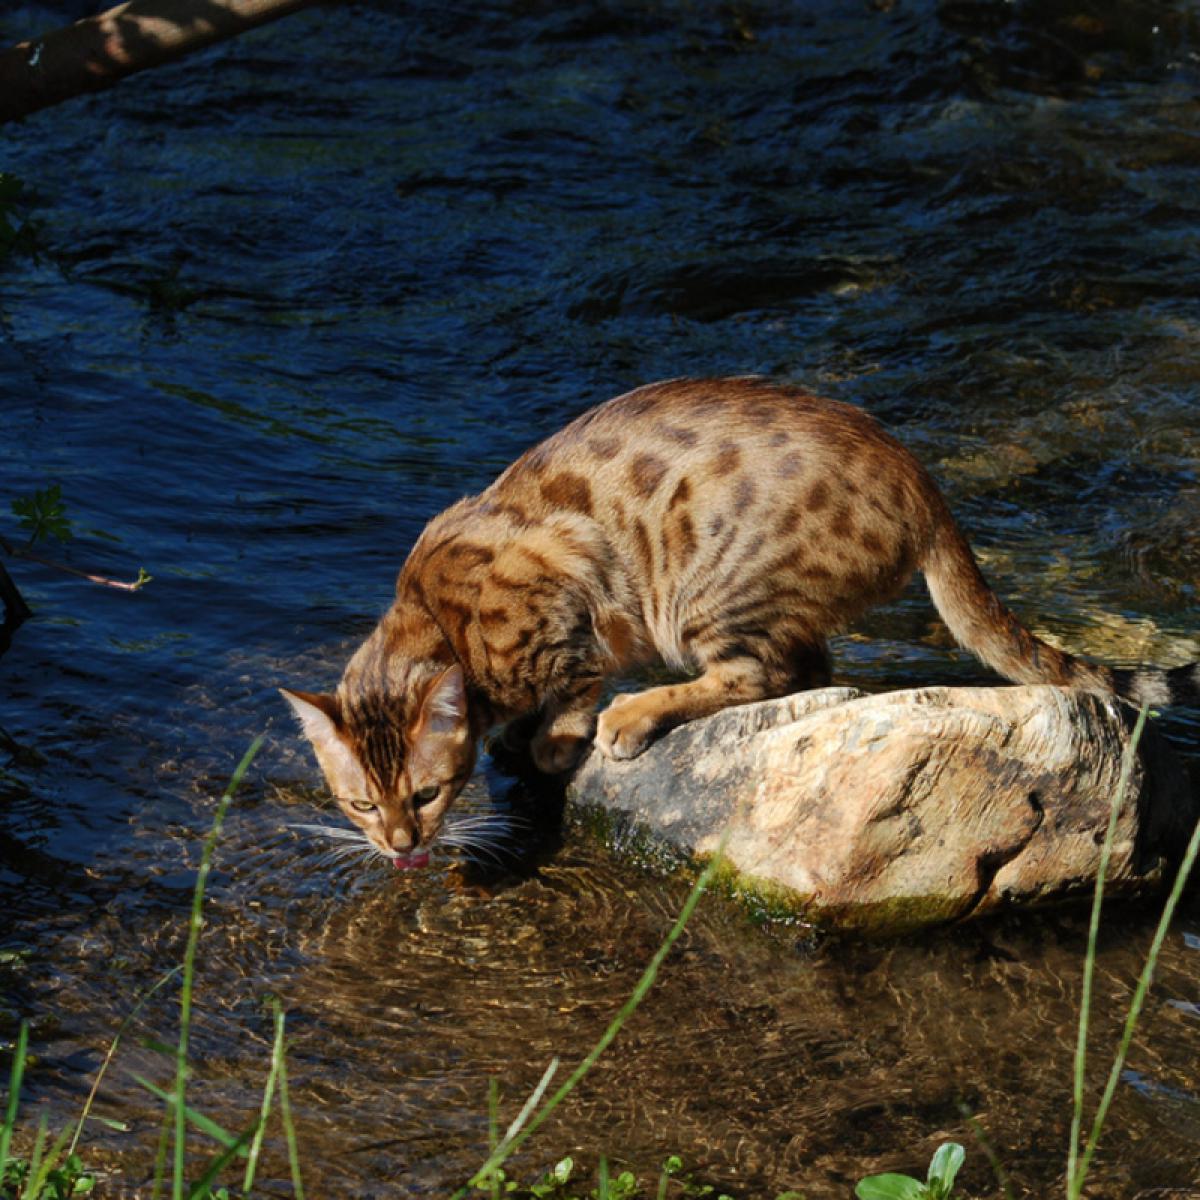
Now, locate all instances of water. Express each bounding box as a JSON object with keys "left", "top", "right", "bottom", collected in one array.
[{"left": 1, "top": 0, "right": 1199, "bottom": 1195}]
